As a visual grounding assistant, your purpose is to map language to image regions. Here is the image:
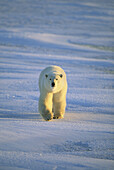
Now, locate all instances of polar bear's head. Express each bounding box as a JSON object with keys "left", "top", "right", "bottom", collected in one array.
[{"left": 44, "top": 73, "right": 64, "bottom": 93}]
